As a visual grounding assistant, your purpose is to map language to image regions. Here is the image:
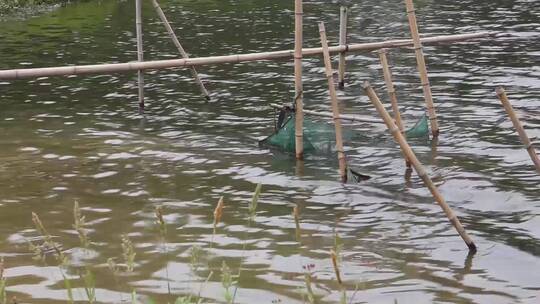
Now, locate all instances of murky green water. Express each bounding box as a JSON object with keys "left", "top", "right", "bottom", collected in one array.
[{"left": 0, "top": 0, "right": 539, "bottom": 303}]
